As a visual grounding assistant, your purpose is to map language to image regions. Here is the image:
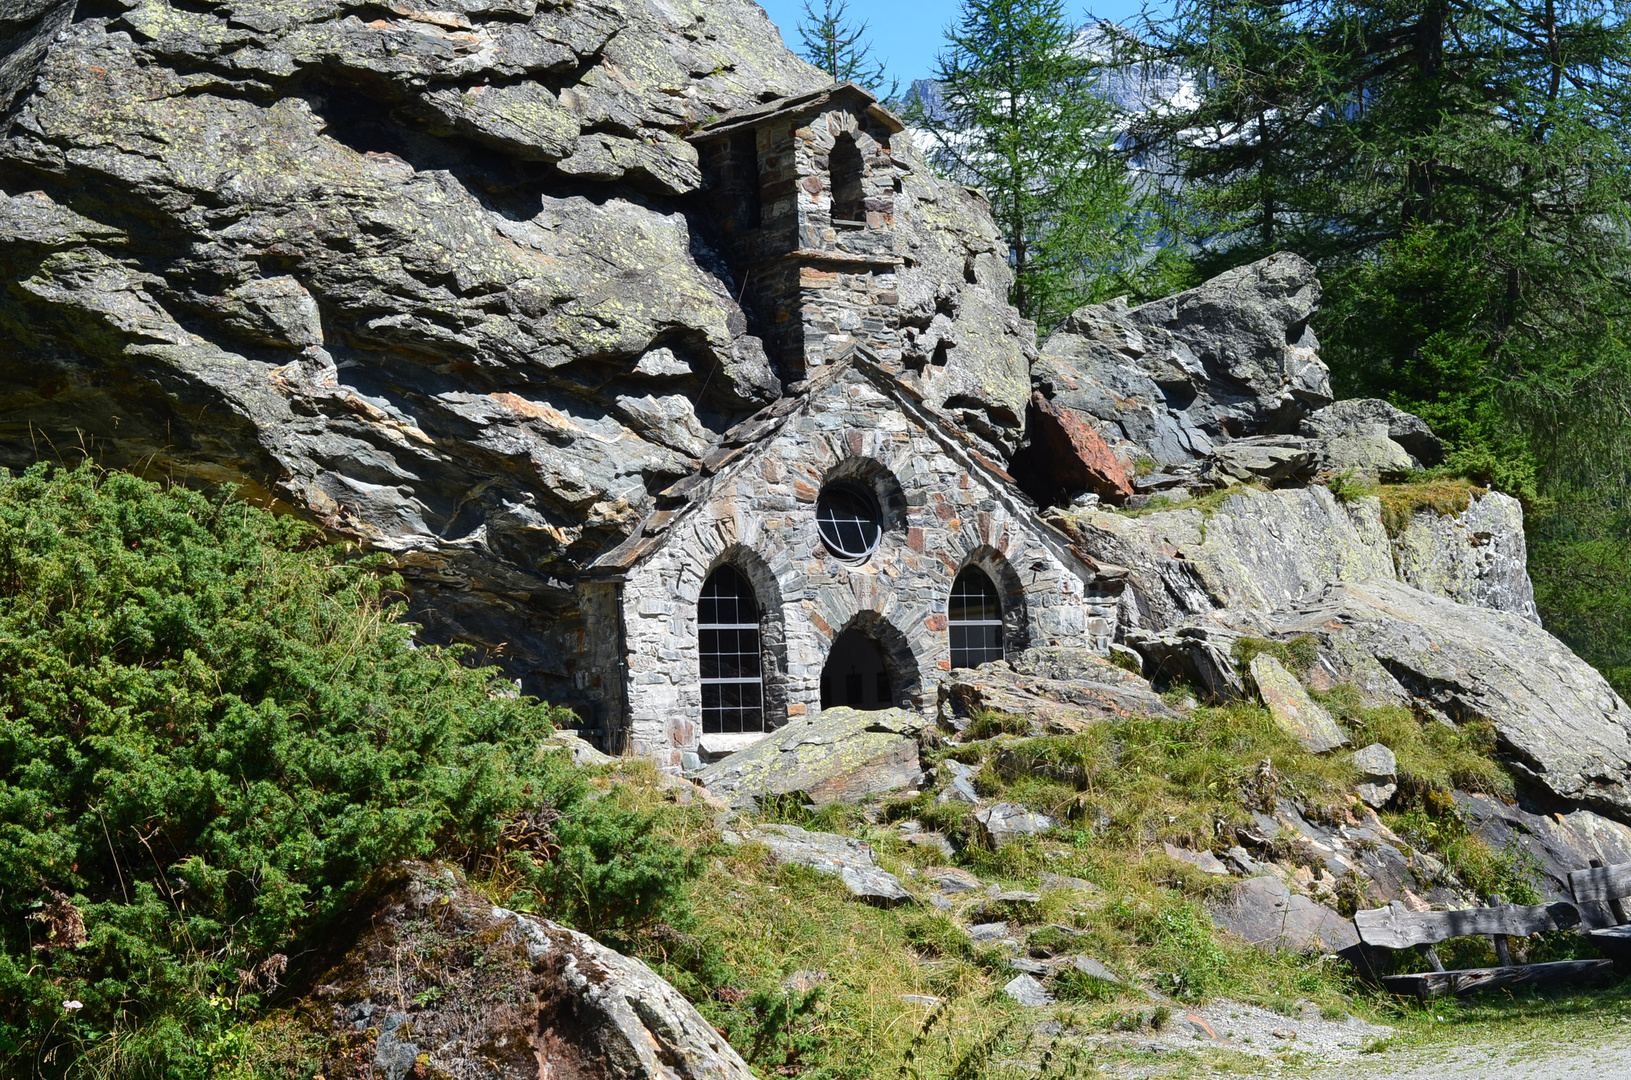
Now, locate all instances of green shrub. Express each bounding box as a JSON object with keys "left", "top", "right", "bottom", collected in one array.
[{"left": 0, "top": 463, "right": 595, "bottom": 1077}]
